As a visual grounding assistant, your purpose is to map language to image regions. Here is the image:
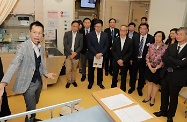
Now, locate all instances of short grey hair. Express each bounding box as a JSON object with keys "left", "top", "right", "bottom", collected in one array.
[
  {"left": 120, "top": 25, "right": 128, "bottom": 31},
  {"left": 178, "top": 27, "right": 187, "bottom": 35}
]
